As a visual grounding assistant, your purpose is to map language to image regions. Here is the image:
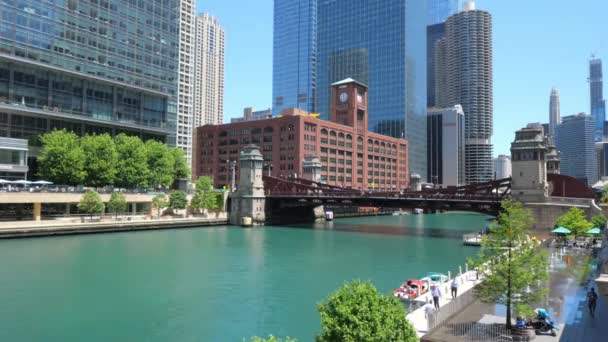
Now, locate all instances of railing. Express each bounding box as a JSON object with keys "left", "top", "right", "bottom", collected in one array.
[
  {"left": 0, "top": 185, "right": 165, "bottom": 195},
  {"left": 267, "top": 190, "right": 501, "bottom": 202},
  {"left": 436, "top": 322, "right": 514, "bottom": 341}
]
